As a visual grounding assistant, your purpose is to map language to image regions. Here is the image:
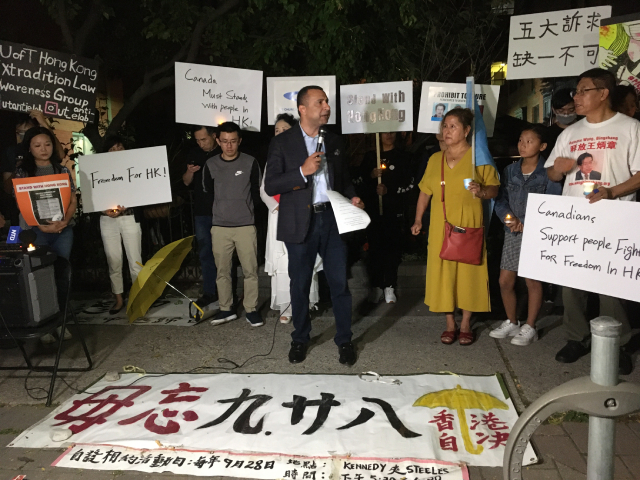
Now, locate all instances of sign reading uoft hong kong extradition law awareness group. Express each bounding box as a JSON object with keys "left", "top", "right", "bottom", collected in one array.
[{"left": 0, "top": 41, "right": 99, "bottom": 122}]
